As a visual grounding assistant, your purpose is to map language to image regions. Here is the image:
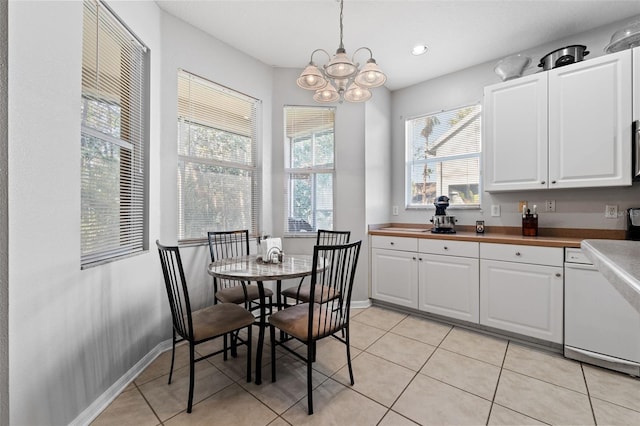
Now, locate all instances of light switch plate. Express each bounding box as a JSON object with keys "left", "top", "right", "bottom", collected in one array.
[{"left": 491, "top": 205, "right": 501, "bottom": 217}]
